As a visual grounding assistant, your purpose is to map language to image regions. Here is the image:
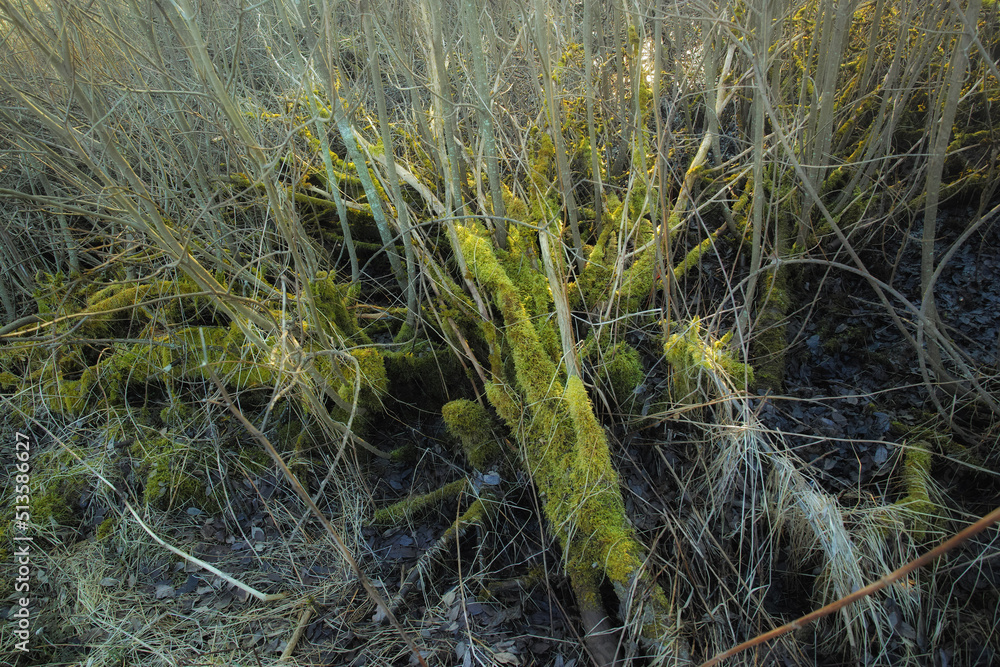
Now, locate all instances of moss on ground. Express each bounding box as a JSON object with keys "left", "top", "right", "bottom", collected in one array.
[
  {"left": 894, "top": 439, "right": 939, "bottom": 540},
  {"left": 131, "top": 435, "right": 217, "bottom": 512}
]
